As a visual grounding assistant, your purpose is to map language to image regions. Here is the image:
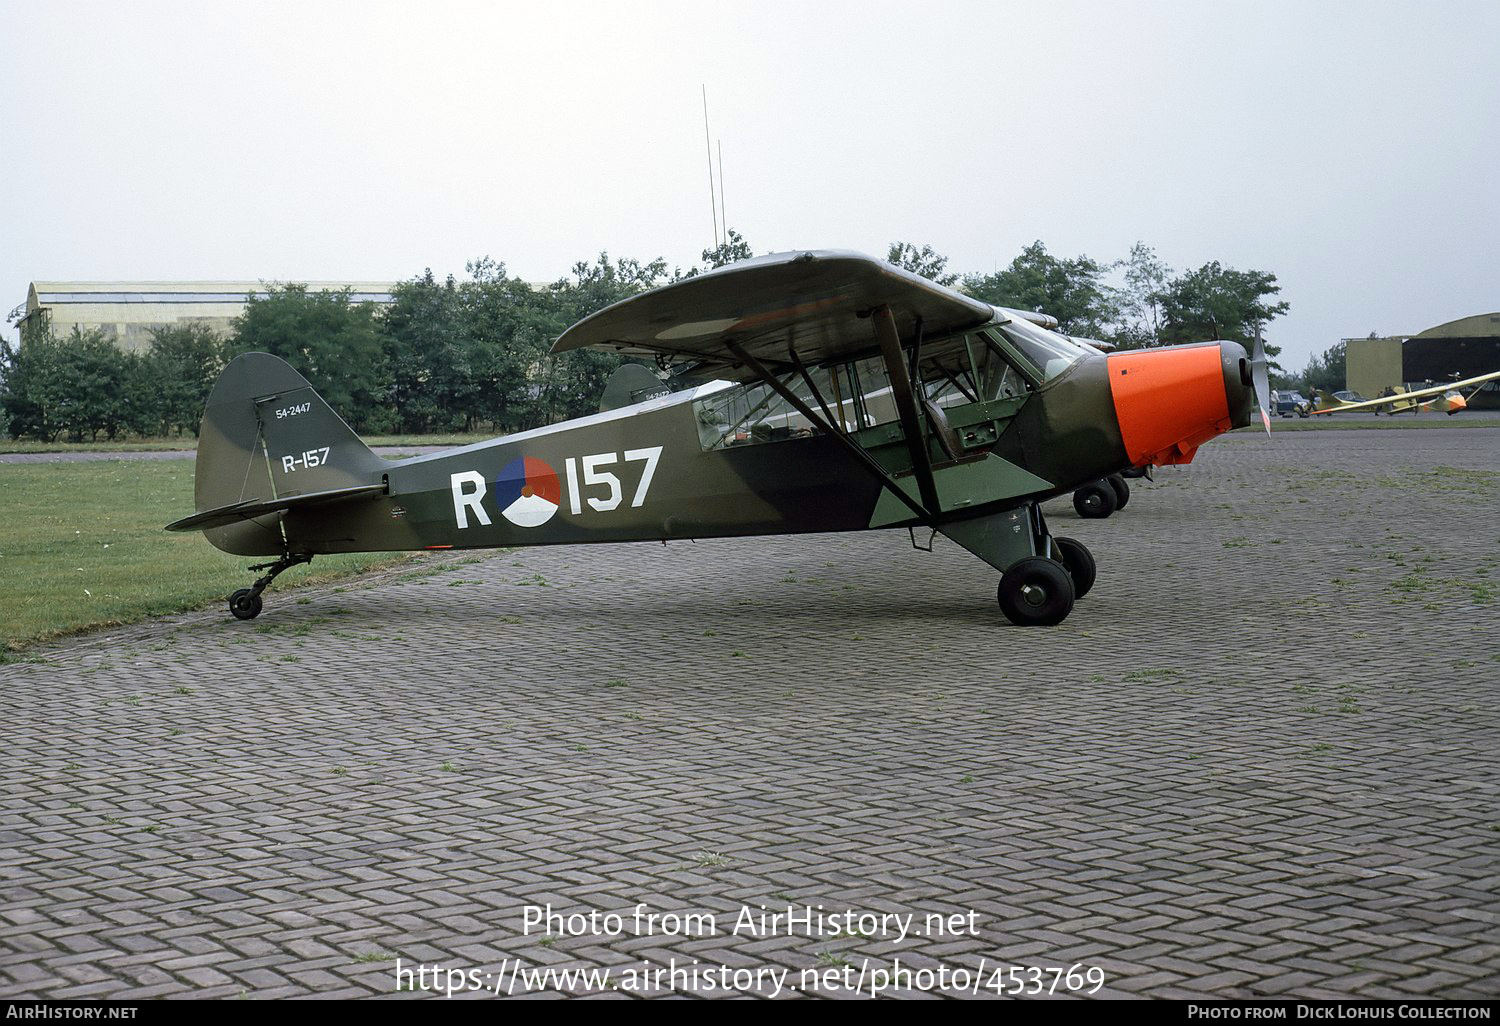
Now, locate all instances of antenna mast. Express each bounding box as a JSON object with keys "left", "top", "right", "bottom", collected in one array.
[{"left": 702, "top": 85, "right": 720, "bottom": 250}]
